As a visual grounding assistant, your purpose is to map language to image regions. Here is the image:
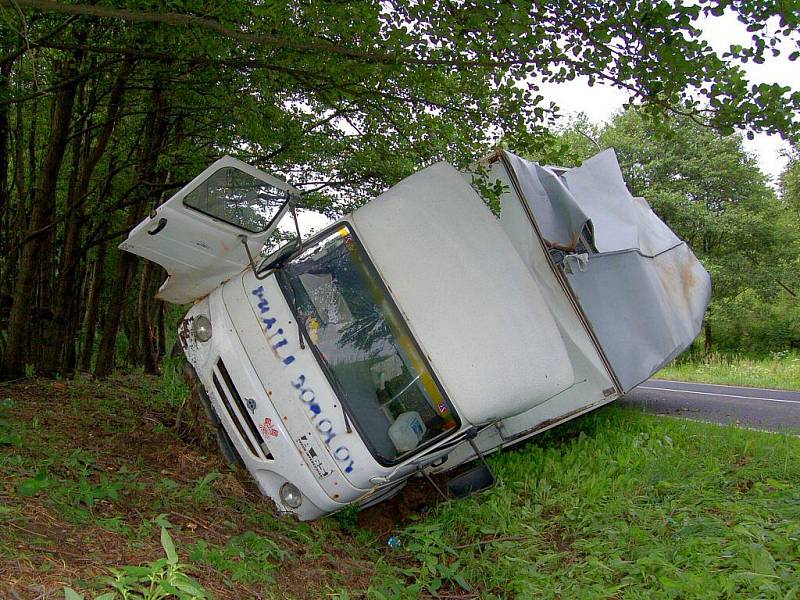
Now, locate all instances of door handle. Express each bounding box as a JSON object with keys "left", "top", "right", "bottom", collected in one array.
[{"left": 147, "top": 217, "right": 167, "bottom": 235}]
